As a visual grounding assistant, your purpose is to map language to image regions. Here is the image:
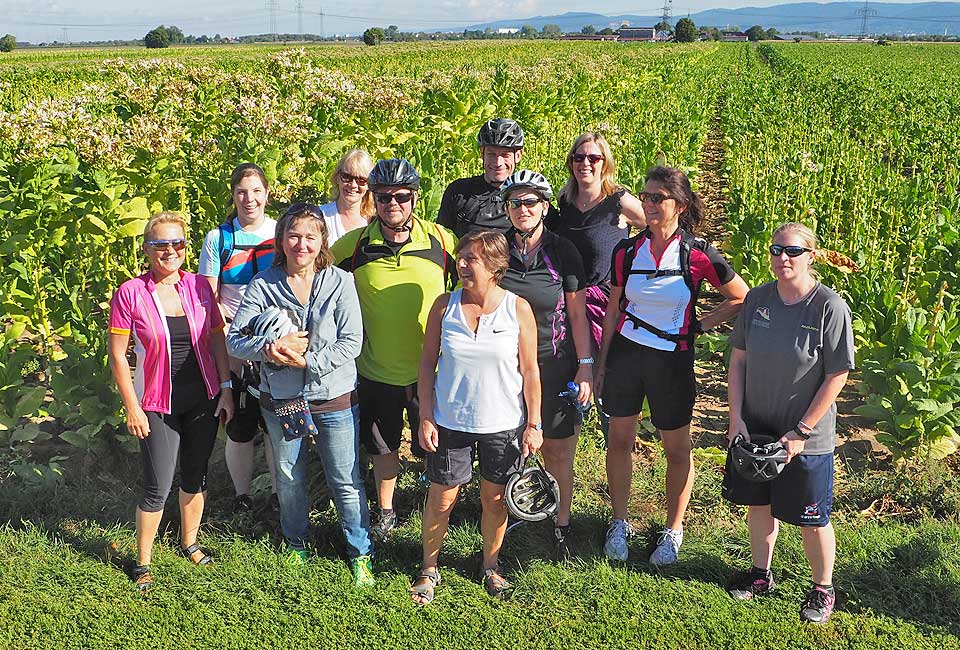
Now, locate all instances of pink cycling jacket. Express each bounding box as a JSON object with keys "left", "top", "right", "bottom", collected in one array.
[{"left": 108, "top": 270, "right": 224, "bottom": 413}]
